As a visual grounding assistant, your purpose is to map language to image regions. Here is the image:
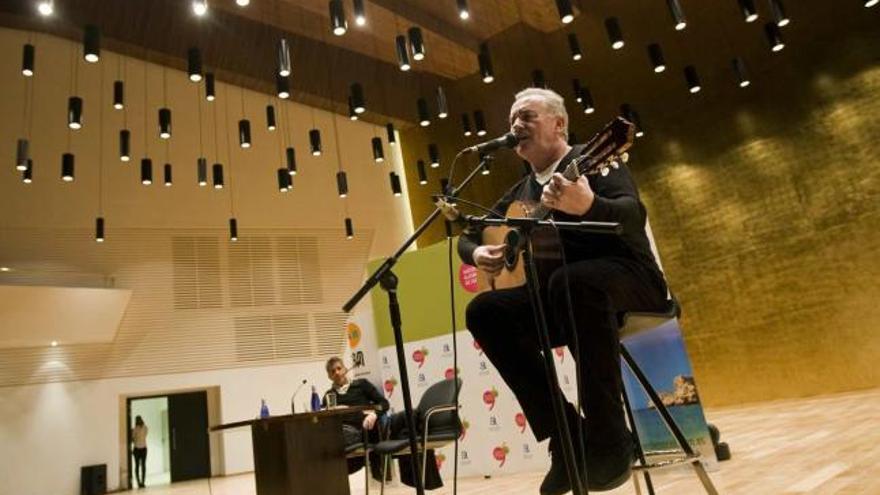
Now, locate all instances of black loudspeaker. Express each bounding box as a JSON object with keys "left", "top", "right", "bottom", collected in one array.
[{"left": 80, "top": 464, "right": 106, "bottom": 495}]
